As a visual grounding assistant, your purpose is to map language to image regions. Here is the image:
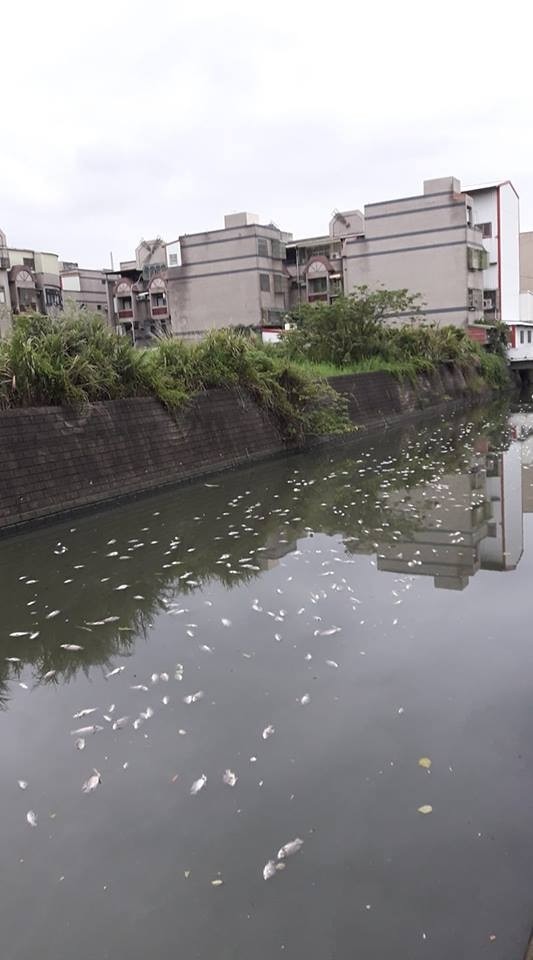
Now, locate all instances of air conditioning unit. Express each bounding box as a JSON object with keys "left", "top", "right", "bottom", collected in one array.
[
  {"left": 330, "top": 252, "right": 341, "bottom": 260},
  {"left": 483, "top": 298, "right": 494, "bottom": 310}
]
